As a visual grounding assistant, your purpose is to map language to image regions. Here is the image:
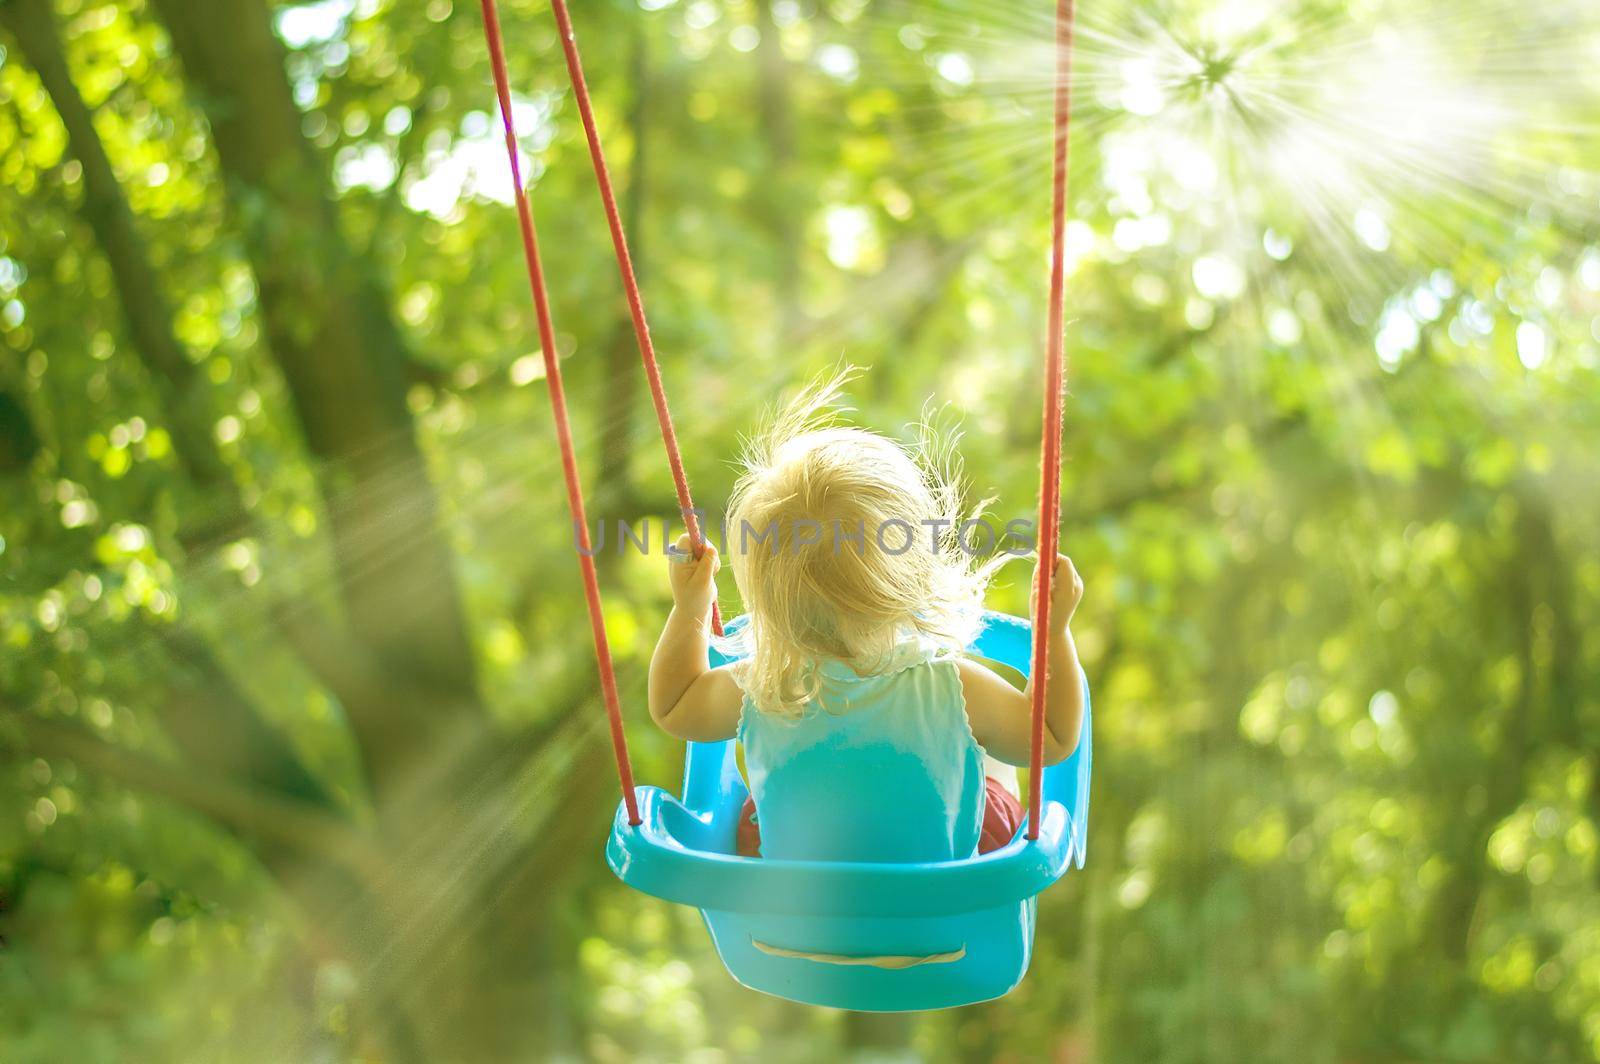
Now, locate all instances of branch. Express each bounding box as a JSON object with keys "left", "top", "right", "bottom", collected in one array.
[
  {"left": 267, "top": 598, "right": 461, "bottom": 792},
  {"left": 594, "top": 26, "right": 653, "bottom": 529},
  {"left": 270, "top": 599, "right": 394, "bottom": 716},
  {"left": 152, "top": 623, "right": 337, "bottom": 808},
  {"left": 0, "top": 389, "right": 40, "bottom": 473},
  {"left": 753, "top": 0, "right": 800, "bottom": 333},
  {"left": 7, "top": 713, "right": 381, "bottom": 874}
]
